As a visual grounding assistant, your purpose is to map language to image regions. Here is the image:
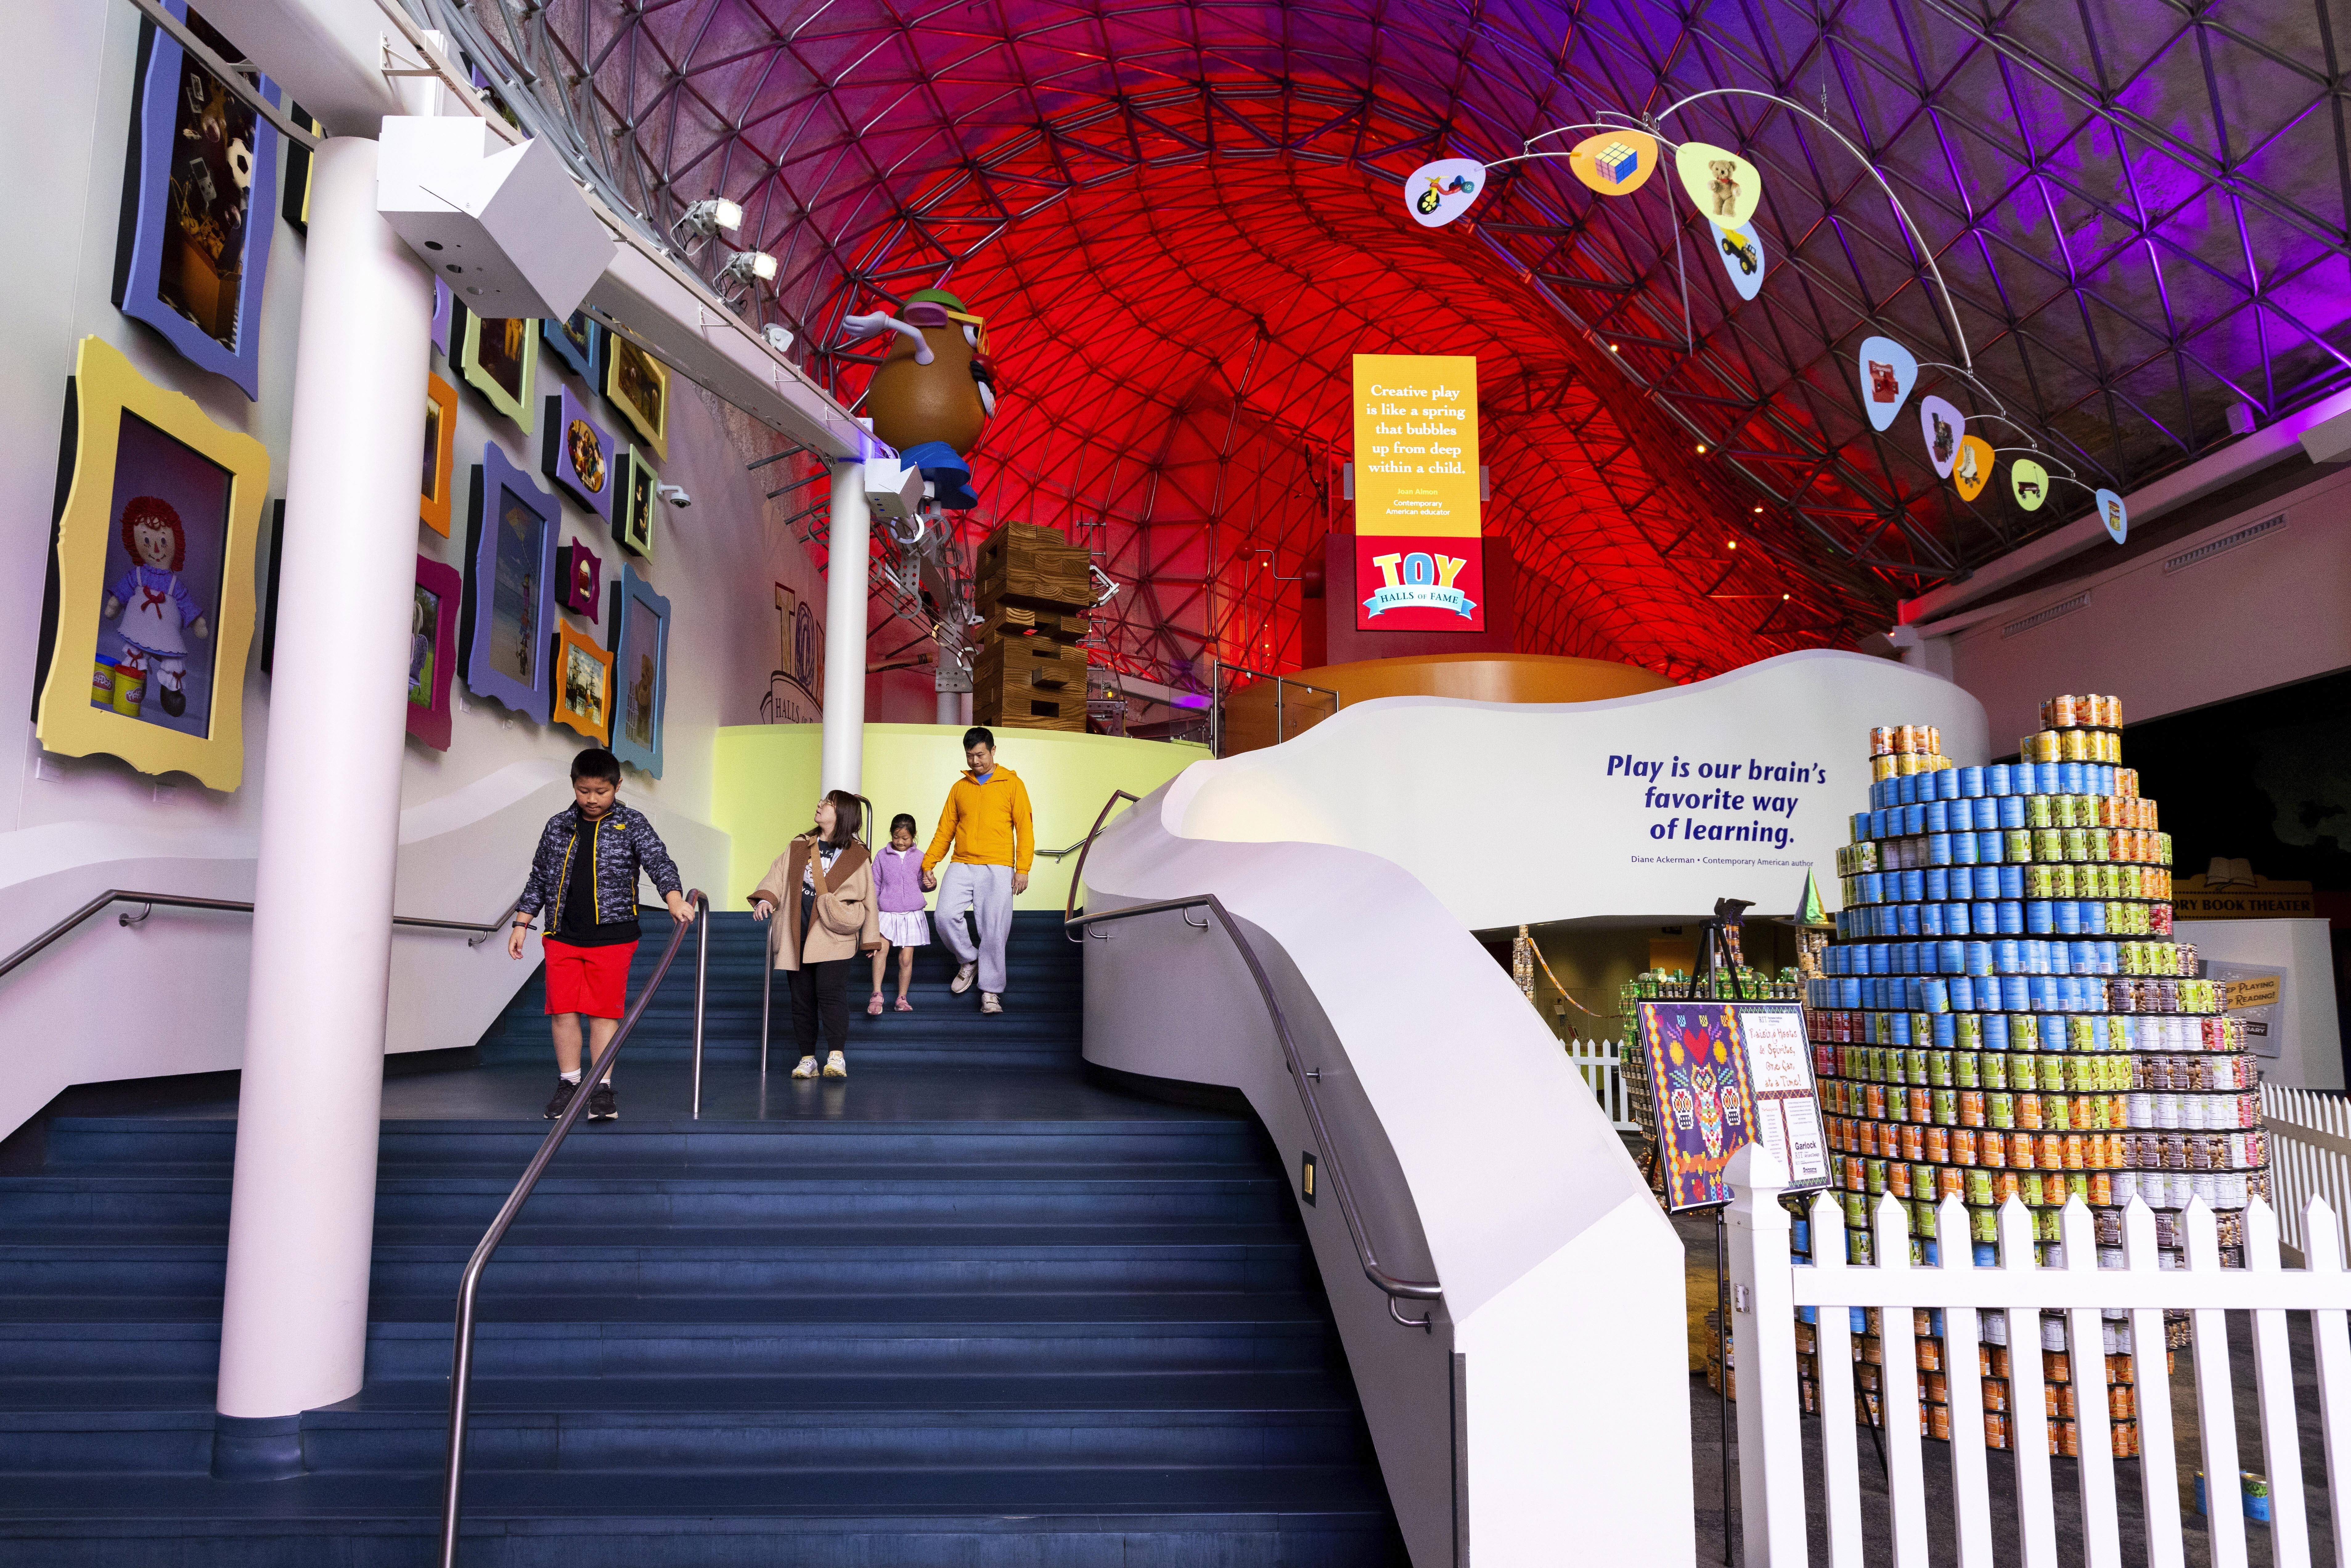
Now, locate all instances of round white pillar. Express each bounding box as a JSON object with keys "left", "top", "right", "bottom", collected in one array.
[
  {"left": 935, "top": 688, "right": 960, "bottom": 726},
  {"left": 215, "top": 138, "right": 430, "bottom": 1445},
  {"left": 819, "top": 460, "right": 870, "bottom": 791}
]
